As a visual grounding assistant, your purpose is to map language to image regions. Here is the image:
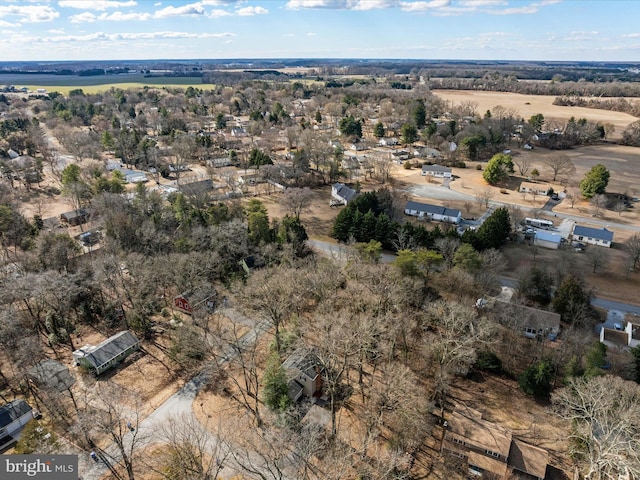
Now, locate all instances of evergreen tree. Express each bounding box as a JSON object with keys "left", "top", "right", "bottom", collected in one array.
[
  {"left": 476, "top": 207, "right": 511, "bottom": 250},
  {"left": 519, "top": 359, "right": 554, "bottom": 398},
  {"left": 262, "top": 353, "right": 291, "bottom": 411},
  {"left": 580, "top": 164, "right": 610, "bottom": 199},
  {"left": 552, "top": 275, "right": 591, "bottom": 323},
  {"left": 373, "top": 121, "right": 385, "bottom": 138}
]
